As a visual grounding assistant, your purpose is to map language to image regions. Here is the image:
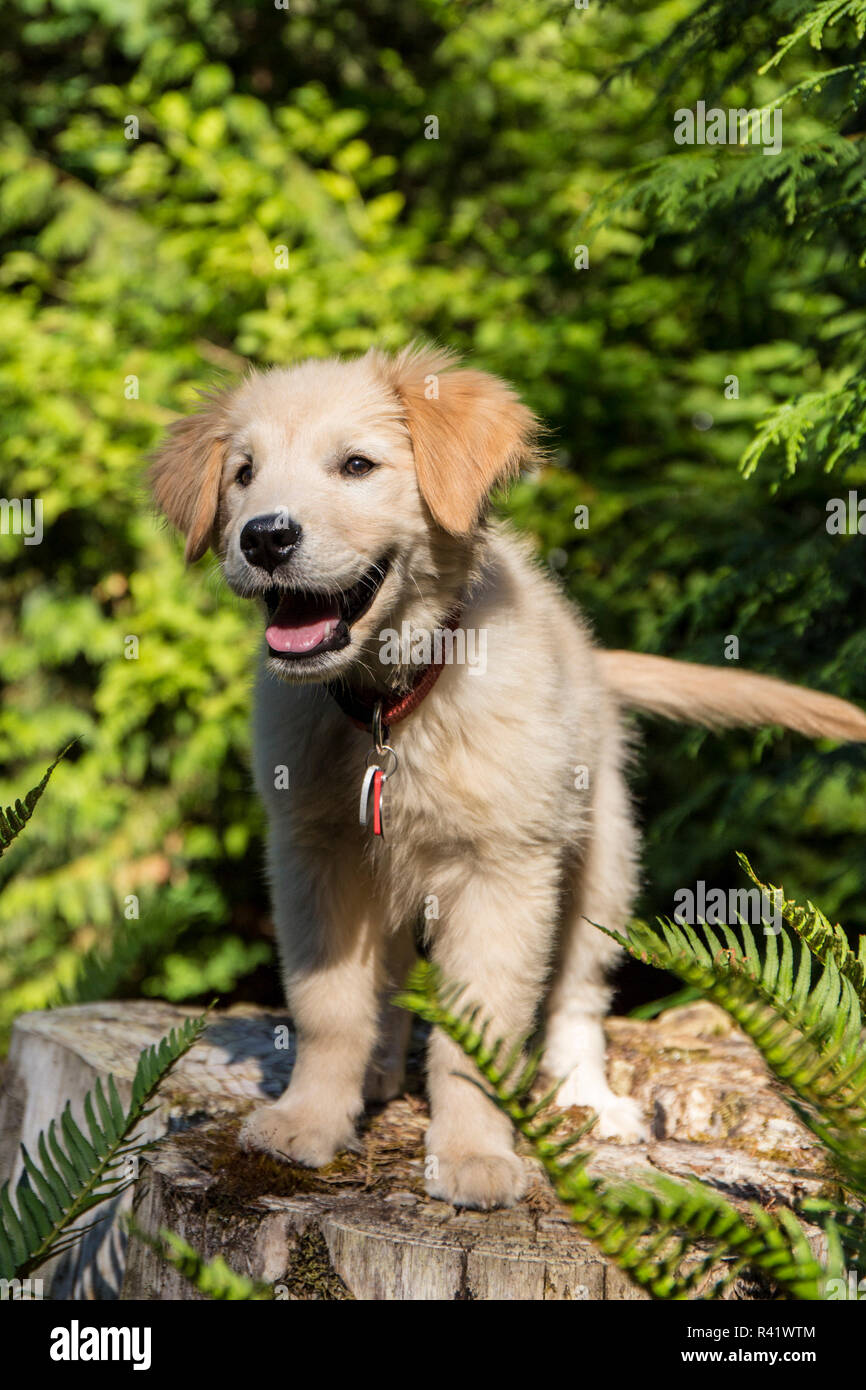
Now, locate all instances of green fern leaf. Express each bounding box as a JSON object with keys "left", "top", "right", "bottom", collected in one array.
[
  {"left": 0, "top": 1011, "right": 207, "bottom": 1281},
  {"left": 597, "top": 870, "right": 866, "bottom": 1192},
  {"left": 395, "top": 962, "right": 825, "bottom": 1301},
  {"left": 738, "top": 853, "right": 866, "bottom": 1005},
  {"left": 0, "top": 743, "right": 75, "bottom": 860}
]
